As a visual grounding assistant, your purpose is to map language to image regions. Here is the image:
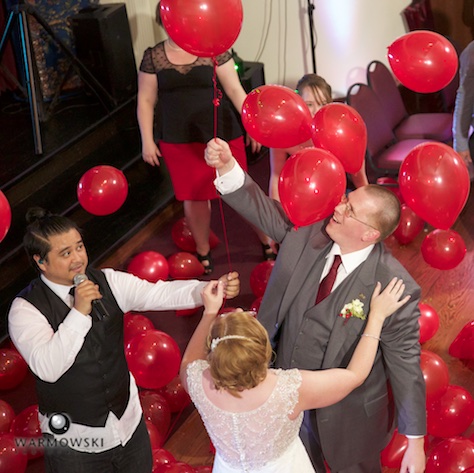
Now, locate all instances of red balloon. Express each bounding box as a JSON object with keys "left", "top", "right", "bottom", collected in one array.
[
  {"left": 421, "top": 229, "right": 466, "bottom": 270},
  {"left": 376, "top": 176, "right": 405, "bottom": 204},
  {"left": 387, "top": 31, "right": 459, "bottom": 93},
  {"left": 0, "top": 191, "right": 12, "bottom": 243},
  {"left": 154, "top": 462, "right": 195, "bottom": 473},
  {"left": 278, "top": 148, "right": 346, "bottom": 227},
  {"left": 126, "top": 330, "right": 181, "bottom": 389},
  {"left": 250, "top": 296, "right": 262, "bottom": 314},
  {"left": 418, "top": 303, "right": 440, "bottom": 344},
  {"left": 399, "top": 142, "right": 469, "bottom": 230},
  {"left": 167, "top": 252, "right": 204, "bottom": 280},
  {"left": 449, "top": 320, "right": 474, "bottom": 360},
  {"left": 146, "top": 420, "right": 166, "bottom": 450},
  {"left": 393, "top": 204, "right": 425, "bottom": 245},
  {"left": 160, "top": 0, "right": 242, "bottom": 57},
  {"left": 127, "top": 251, "right": 170, "bottom": 282},
  {"left": 425, "top": 437, "right": 474, "bottom": 473},
  {"left": 171, "top": 218, "right": 220, "bottom": 253},
  {"left": 152, "top": 448, "right": 176, "bottom": 472},
  {"left": 381, "top": 429, "right": 408, "bottom": 468},
  {"left": 0, "top": 433, "right": 28, "bottom": 473},
  {"left": 140, "top": 392, "right": 172, "bottom": 439},
  {"left": 420, "top": 349, "right": 449, "bottom": 403},
  {"left": 242, "top": 85, "right": 313, "bottom": 148},
  {"left": 124, "top": 313, "right": 155, "bottom": 346},
  {"left": 10, "top": 405, "right": 43, "bottom": 459},
  {"left": 0, "top": 401, "right": 14, "bottom": 434},
  {"left": 249, "top": 261, "right": 275, "bottom": 298},
  {"left": 0, "top": 349, "right": 28, "bottom": 391},
  {"left": 427, "top": 385, "right": 474, "bottom": 437},
  {"left": 194, "top": 467, "right": 212, "bottom": 473},
  {"left": 157, "top": 376, "right": 191, "bottom": 413},
  {"left": 311, "top": 103, "right": 367, "bottom": 174},
  {"left": 77, "top": 165, "right": 128, "bottom": 216}
]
